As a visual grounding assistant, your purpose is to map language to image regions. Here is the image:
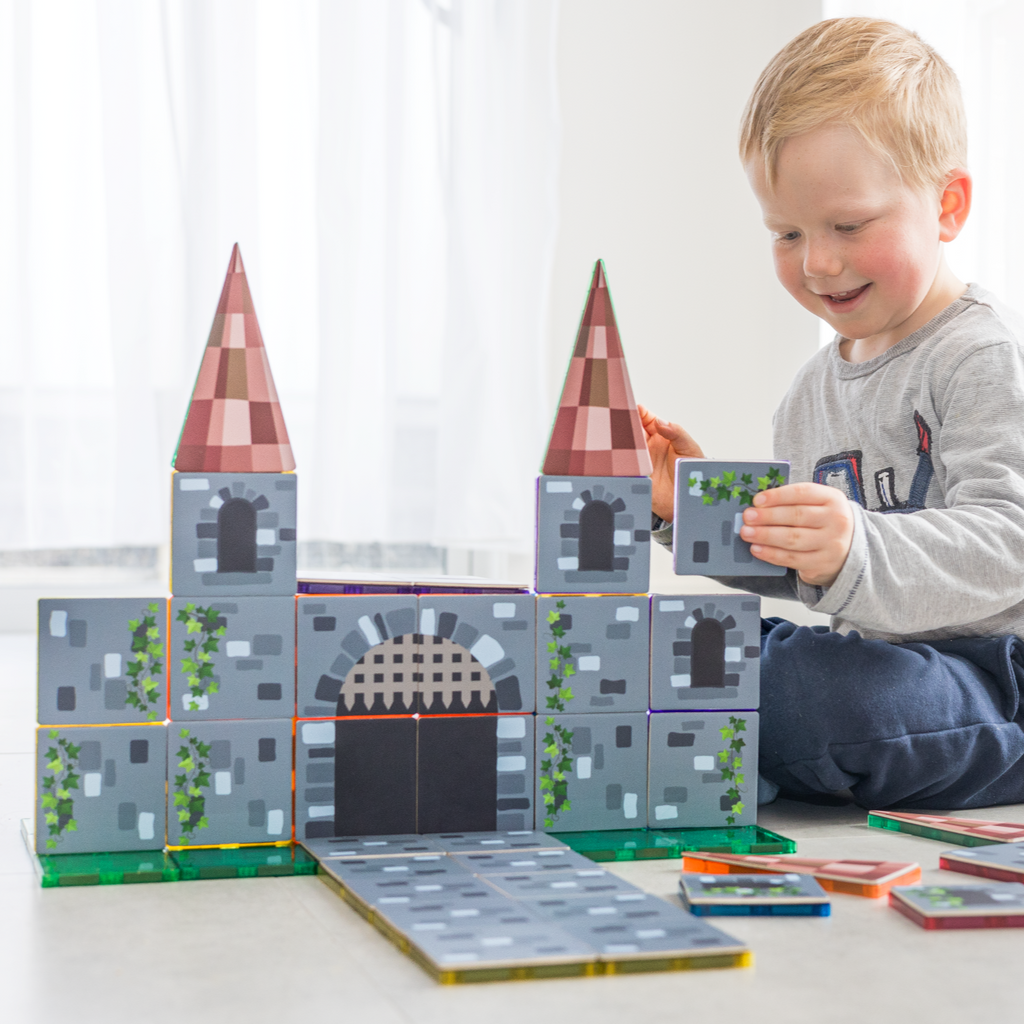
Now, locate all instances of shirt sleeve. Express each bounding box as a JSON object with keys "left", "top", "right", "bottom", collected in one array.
[{"left": 803, "top": 341, "right": 1024, "bottom": 635}]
